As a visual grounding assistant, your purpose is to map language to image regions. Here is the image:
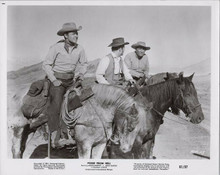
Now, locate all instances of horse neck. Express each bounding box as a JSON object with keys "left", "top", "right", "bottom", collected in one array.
[{"left": 142, "top": 80, "right": 179, "bottom": 114}]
